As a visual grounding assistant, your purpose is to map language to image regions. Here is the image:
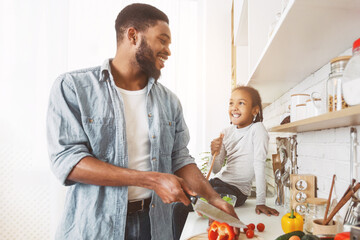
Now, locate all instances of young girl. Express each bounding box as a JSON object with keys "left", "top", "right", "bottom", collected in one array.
[
  {"left": 172, "top": 86, "right": 278, "bottom": 240},
  {"left": 209, "top": 85, "right": 279, "bottom": 215}
]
